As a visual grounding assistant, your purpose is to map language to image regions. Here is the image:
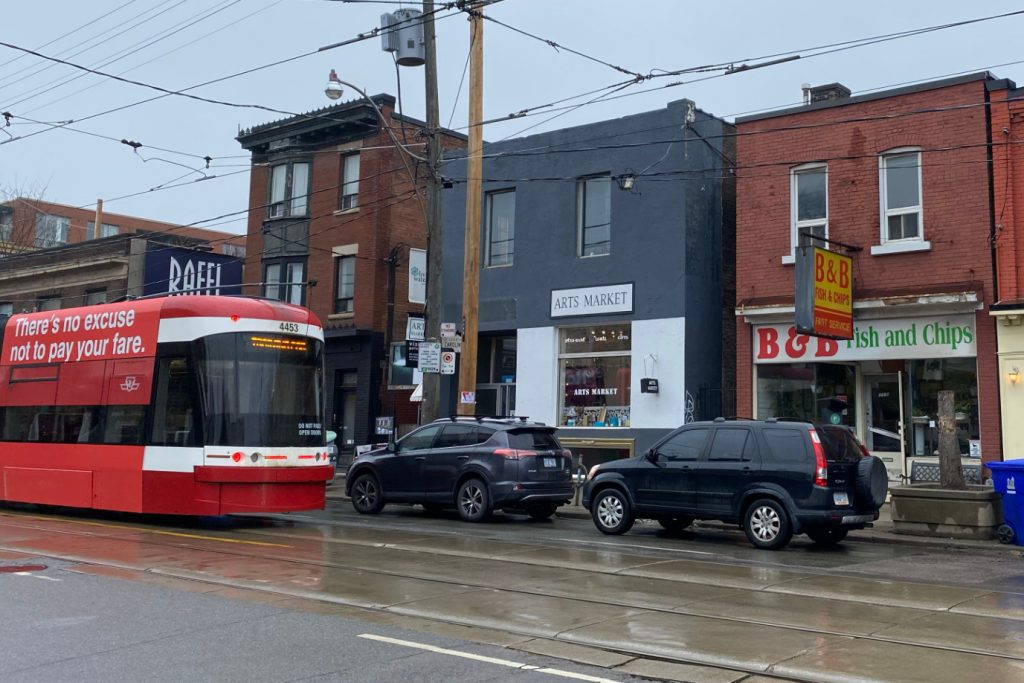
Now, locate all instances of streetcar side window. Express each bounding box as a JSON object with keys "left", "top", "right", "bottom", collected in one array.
[
  {"left": 151, "top": 355, "right": 198, "bottom": 447},
  {"left": 104, "top": 406, "right": 146, "bottom": 445},
  {"left": 2, "top": 407, "right": 36, "bottom": 441}
]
